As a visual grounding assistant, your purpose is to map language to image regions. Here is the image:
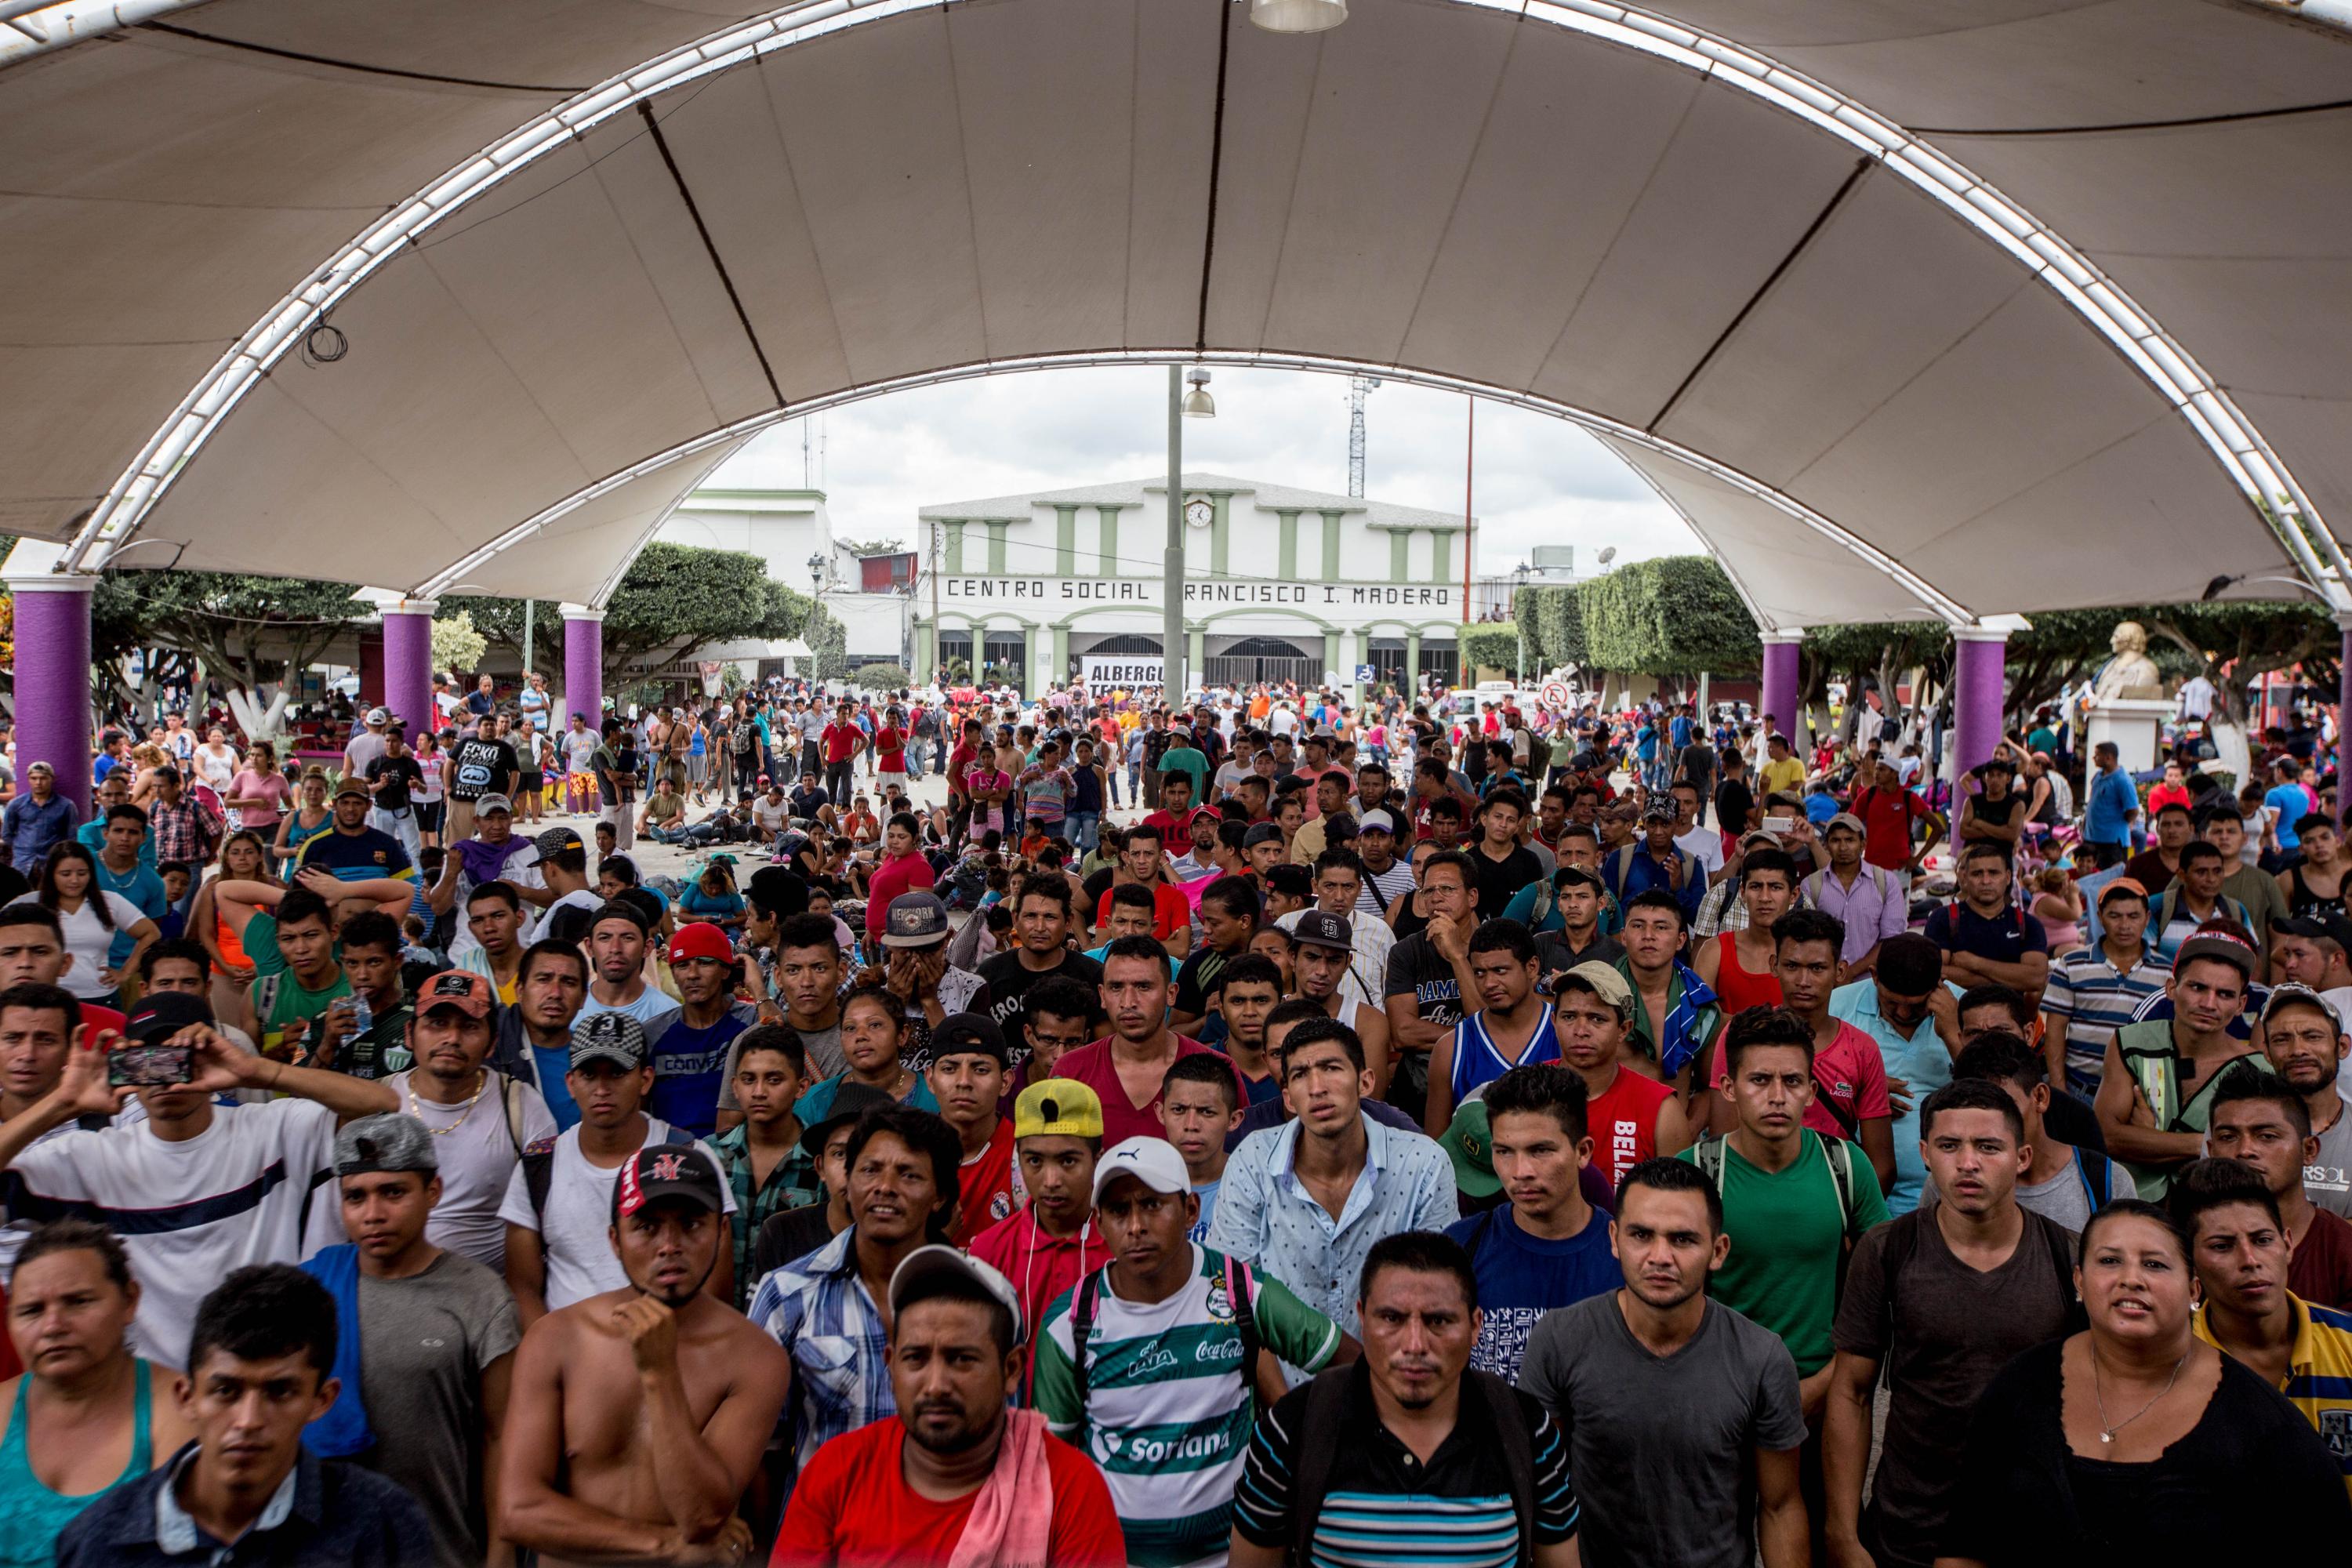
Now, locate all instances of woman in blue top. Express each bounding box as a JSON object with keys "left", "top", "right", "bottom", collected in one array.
[
  {"left": 0, "top": 1221, "right": 195, "bottom": 1568},
  {"left": 676, "top": 856, "right": 748, "bottom": 933}
]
